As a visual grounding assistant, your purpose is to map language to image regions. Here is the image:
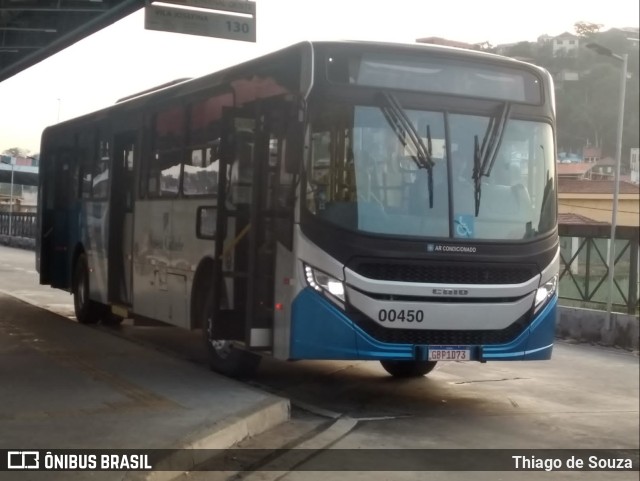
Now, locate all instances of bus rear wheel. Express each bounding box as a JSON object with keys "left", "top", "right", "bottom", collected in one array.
[
  {"left": 73, "top": 254, "right": 101, "bottom": 325},
  {"left": 380, "top": 360, "right": 437, "bottom": 378},
  {"left": 201, "top": 290, "right": 260, "bottom": 378}
]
